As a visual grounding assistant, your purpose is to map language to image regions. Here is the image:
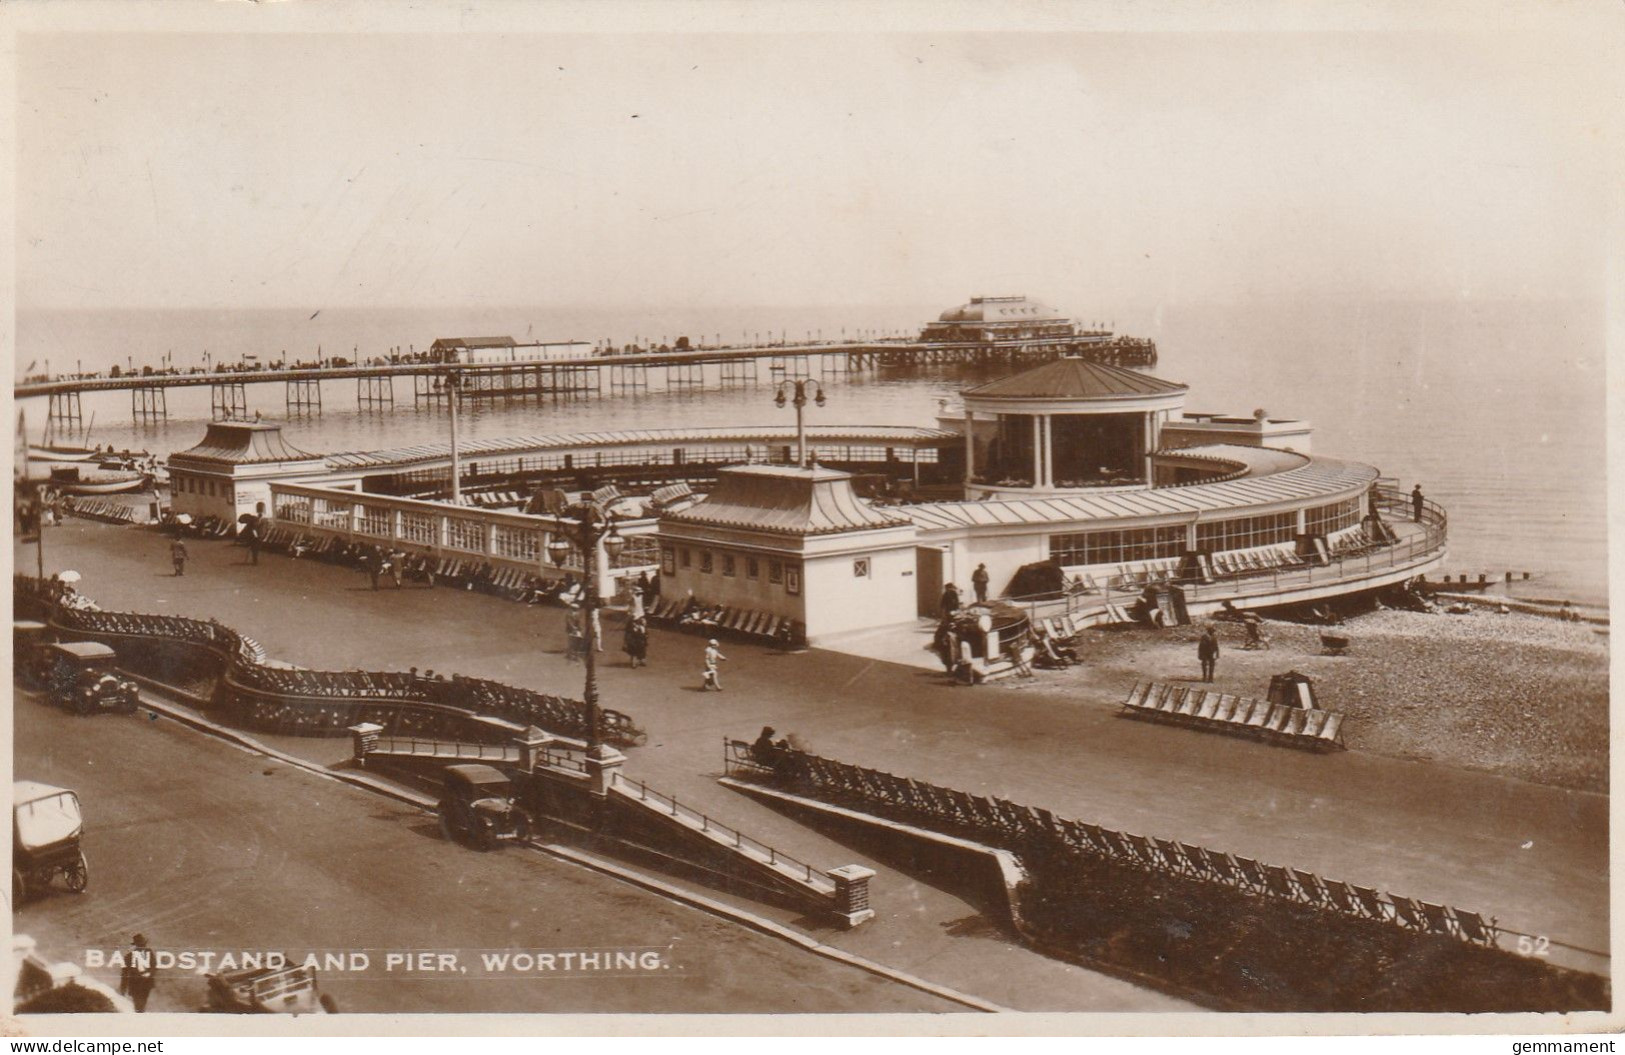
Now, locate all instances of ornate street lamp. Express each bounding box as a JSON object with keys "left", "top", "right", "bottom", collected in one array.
[
  {"left": 774, "top": 378, "right": 826, "bottom": 468},
  {"left": 546, "top": 499, "right": 625, "bottom": 759},
  {"left": 441, "top": 367, "right": 464, "bottom": 503}
]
